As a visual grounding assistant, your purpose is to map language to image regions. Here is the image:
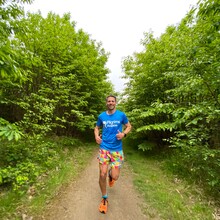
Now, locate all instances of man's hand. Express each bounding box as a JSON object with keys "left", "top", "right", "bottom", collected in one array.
[
  {"left": 116, "top": 130, "right": 125, "bottom": 140},
  {"left": 95, "top": 135, "right": 102, "bottom": 144},
  {"left": 94, "top": 126, "right": 102, "bottom": 144}
]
